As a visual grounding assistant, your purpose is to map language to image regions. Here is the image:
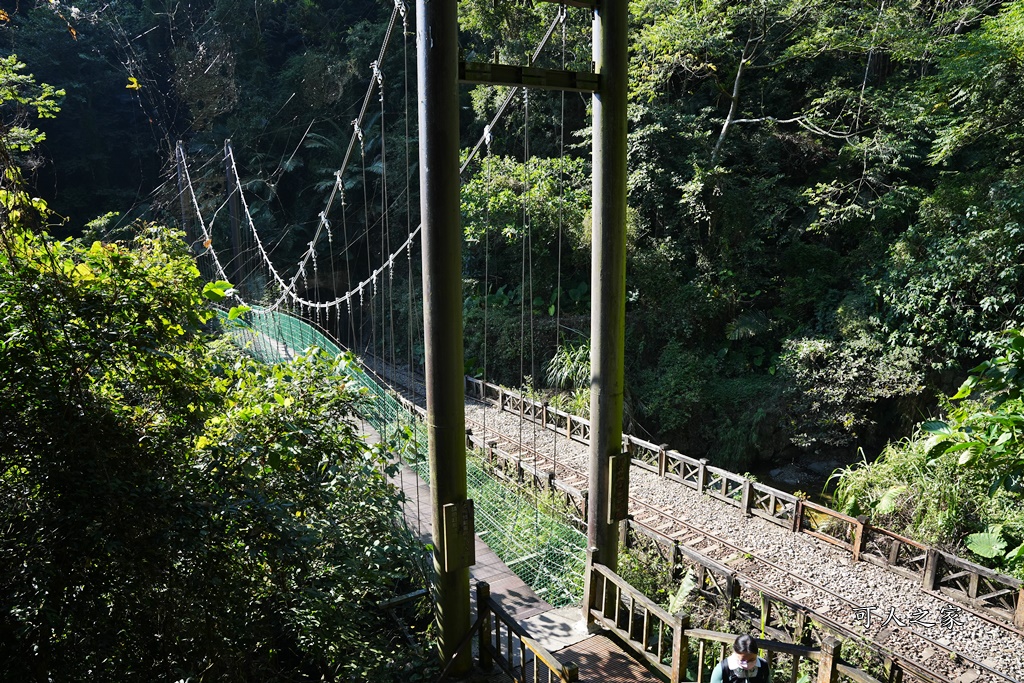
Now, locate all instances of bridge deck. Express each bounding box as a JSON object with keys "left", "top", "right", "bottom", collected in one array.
[{"left": 363, "top": 419, "right": 658, "bottom": 681}]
